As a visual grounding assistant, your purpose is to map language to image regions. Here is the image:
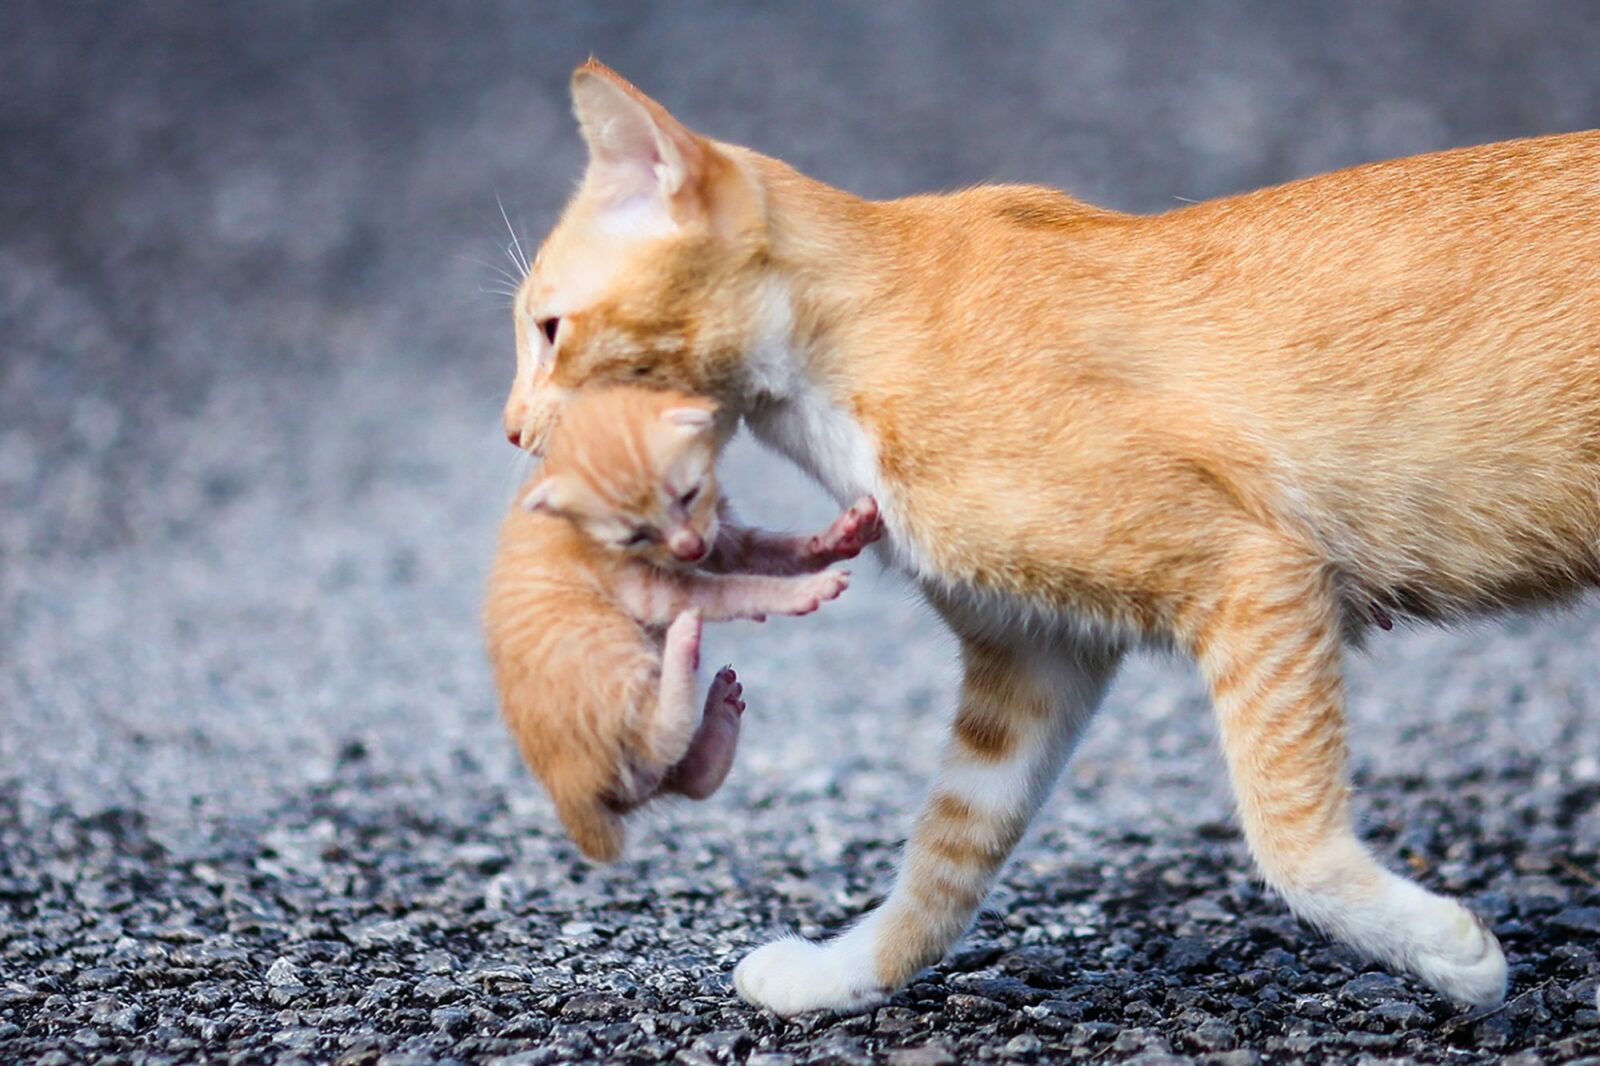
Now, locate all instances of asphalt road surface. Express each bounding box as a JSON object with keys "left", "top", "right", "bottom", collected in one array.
[{"left": 5, "top": 3, "right": 1600, "bottom": 1062}]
